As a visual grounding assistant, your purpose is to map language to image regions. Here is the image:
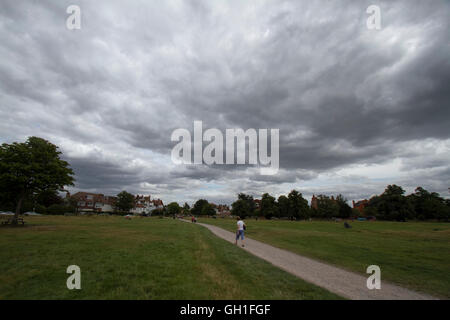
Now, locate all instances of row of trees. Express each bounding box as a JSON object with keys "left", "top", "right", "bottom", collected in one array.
[
  {"left": 165, "top": 199, "right": 217, "bottom": 217},
  {"left": 164, "top": 184, "right": 450, "bottom": 222},
  {"left": 231, "top": 191, "right": 352, "bottom": 220},
  {"left": 365, "top": 185, "right": 450, "bottom": 221},
  {"left": 229, "top": 185, "right": 450, "bottom": 221}
]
